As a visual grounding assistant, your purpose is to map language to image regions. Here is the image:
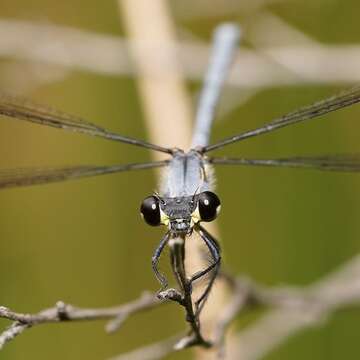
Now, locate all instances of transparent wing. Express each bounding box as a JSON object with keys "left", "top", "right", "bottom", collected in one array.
[
  {"left": 0, "top": 93, "right": 172, "bottom": 154},
  {"left": 204, "top": 86, "right": 360, "bottom": 152},
  {"left": 0, "top": 160, "right": 168, "bottom": 189},
  {"left": 210, "top": 154, "right": 360, "bottom": 172}
]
